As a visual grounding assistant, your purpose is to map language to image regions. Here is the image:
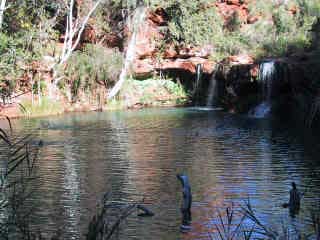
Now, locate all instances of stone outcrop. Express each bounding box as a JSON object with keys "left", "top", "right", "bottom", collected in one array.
[
  {"left": 128, "top": 0, "right": 258, "bottom": 78},
  {"left": 128, "top": 0, "right": 302, "bottom": 86},
  {"left": 130, "top": 8, "right": 216, "bottom": 78},
  {"left": 157, "top": 57, "right": 215, "bottom": 74},
  {"left": 215, "top": 0, "right": 250, "bottom": 25}
]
